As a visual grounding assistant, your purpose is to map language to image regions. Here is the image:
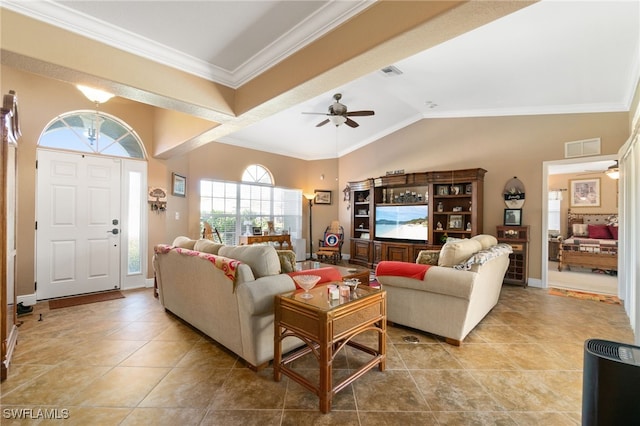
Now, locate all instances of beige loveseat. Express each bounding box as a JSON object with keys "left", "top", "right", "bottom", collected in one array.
[
  {"left": 153, "top": 237, "right": 303, "bottom": 369},
  {"left": 375, "top": 235, "right": 512, "bottom": 345}
]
